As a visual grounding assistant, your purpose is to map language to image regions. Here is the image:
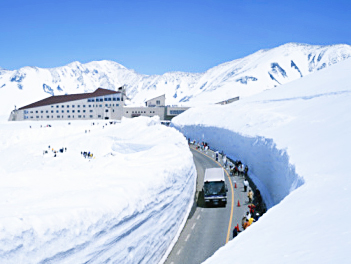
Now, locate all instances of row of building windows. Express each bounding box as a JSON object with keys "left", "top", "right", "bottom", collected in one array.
[
  {"left": 87, "top": 96, "right": 122, "bottom": 102},
  {"left": 131, "top": 110, "right": 156, "bottom": 114},
  {"left": 24, "top": 104, "right": 119, "bottom": 114},
  {"left": 48, "top": 104, "right": 120, "bottom": 109},
  {"left": 24, "top": 115, "right": 103, "bottom": 119}
]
